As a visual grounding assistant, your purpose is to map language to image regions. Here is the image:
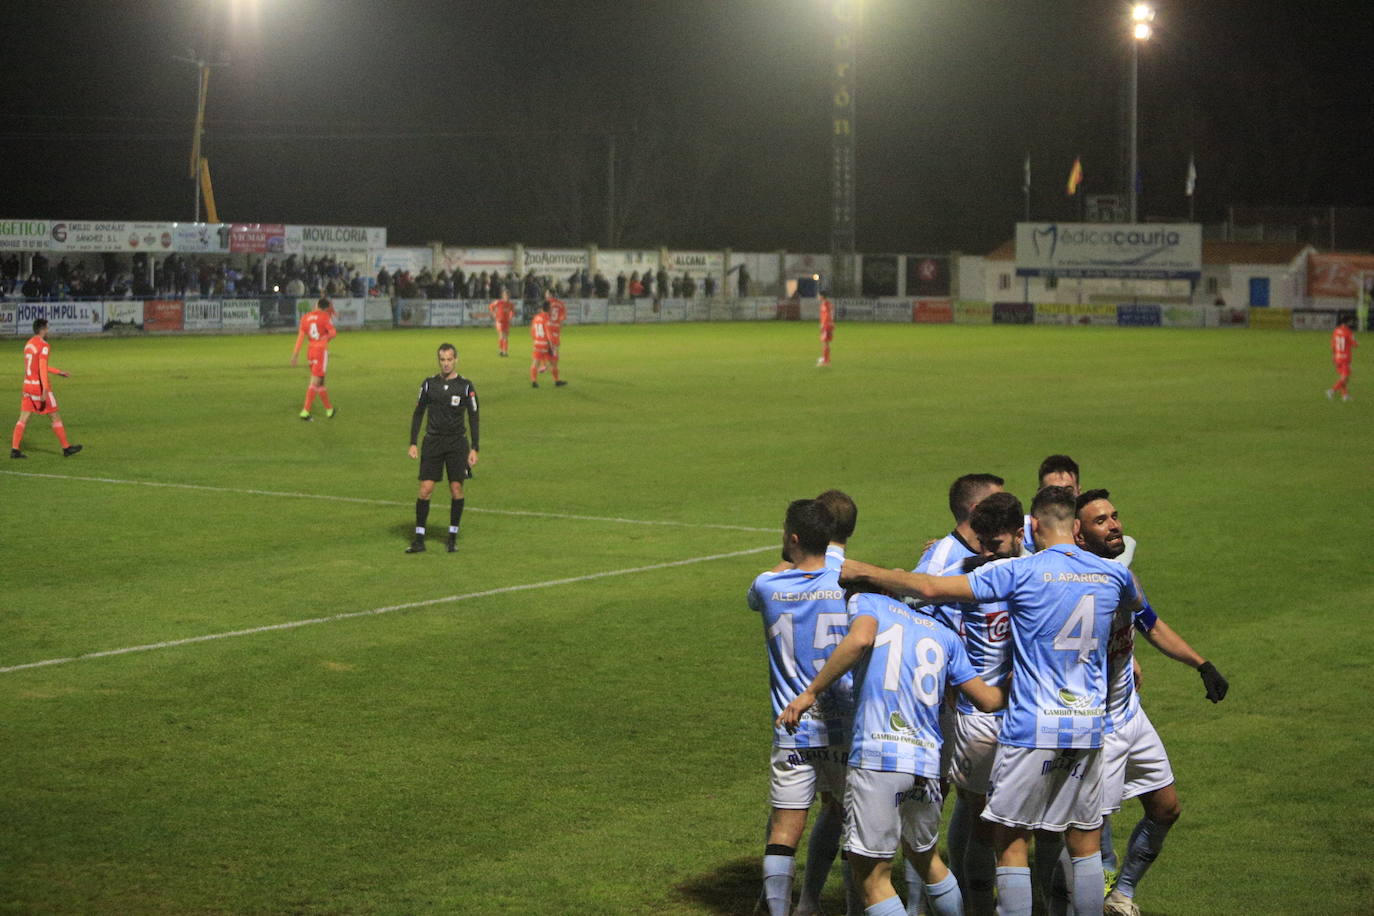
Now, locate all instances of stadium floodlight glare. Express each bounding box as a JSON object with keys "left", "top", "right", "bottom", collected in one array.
[
  {"left": 1132, "top": 4, "right": 1154, "bottom": 23},
  {"left": 1134, "top": 22, "right": 1153, "bottom": 40}
]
